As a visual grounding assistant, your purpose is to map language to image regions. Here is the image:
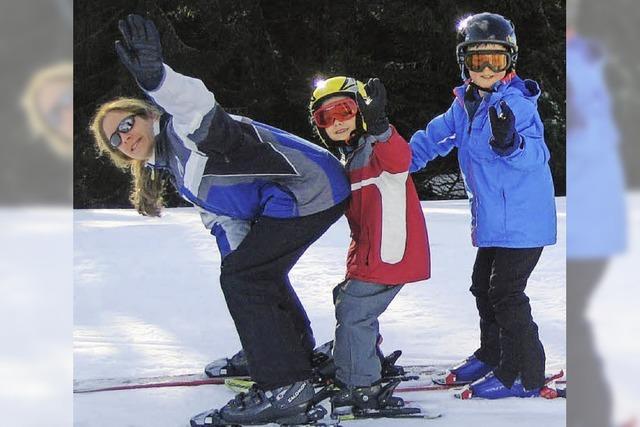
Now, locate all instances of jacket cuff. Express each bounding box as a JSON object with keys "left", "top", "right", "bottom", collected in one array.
[
  {"left": 499, "top": 134, "right": 525, "bottom": 158},
  {"left": 143, "top": 64, "right": 169, "bottom": 93},
  {"left": 370, "top": 126, "right": 392, "bottom": 142},
  {"left": 491, "top": 133, "right": 523, "bottom": 157}
]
